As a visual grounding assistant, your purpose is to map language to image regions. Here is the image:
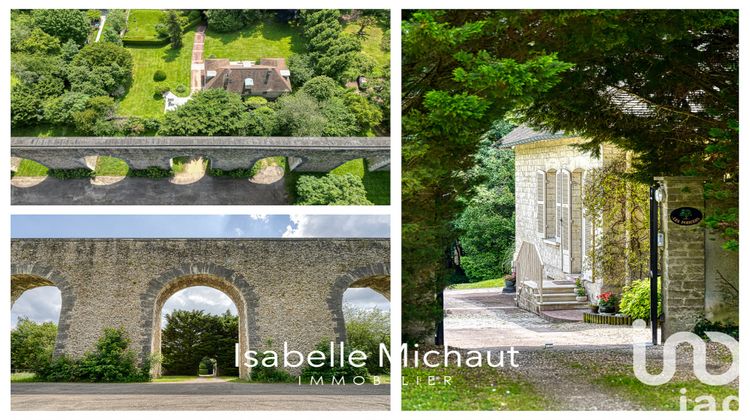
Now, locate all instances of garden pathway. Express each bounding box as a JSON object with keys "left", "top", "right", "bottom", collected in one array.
[
  {"left": 444, "top": 288, "right": 652, "bottom": 348},
  {"left": 190, "top": 24, "right": 207, "bottom": 93}
]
